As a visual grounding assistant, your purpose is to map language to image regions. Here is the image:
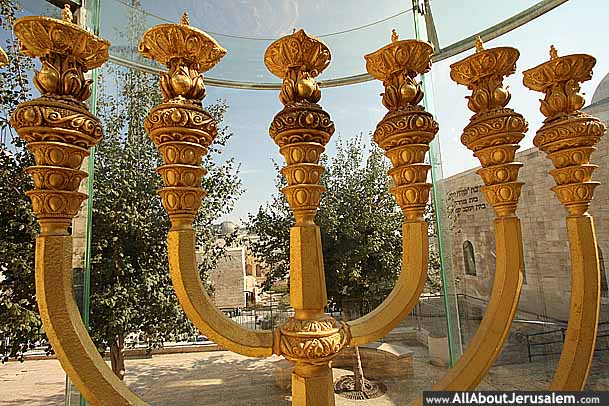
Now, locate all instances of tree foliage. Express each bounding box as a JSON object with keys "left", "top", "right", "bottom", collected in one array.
[{"left": 249, "top": 136, "right": 444, "bottom": 316}]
